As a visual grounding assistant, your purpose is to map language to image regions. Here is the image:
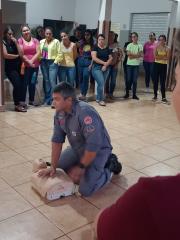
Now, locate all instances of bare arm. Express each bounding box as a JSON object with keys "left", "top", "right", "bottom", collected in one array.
[
  {"left": 91, "top": 51, "right": 107, "bottom": 65},
  {"left": 38, "top": 142, "right": 63, "bottom": 177},
  {"left": 127, "top": 50, "right": 143, "bottom": 59},
  {"left": 3, "top": 44, "right": 19, "bottom": 59},
  {"left": 154, "top": 47, "right": 170, "bottom": 61},
  {"left": 73, "top": 43, "right": 78, "bottom": 60},
  {"left": 106, "top": 54, "right": 113, "bottom": 66},
  {"left": 51, "top": 142, "right": 63, "bottom": 170},
  {"left": 30, "top": 41, "right": 40, "bottom": 64}
]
